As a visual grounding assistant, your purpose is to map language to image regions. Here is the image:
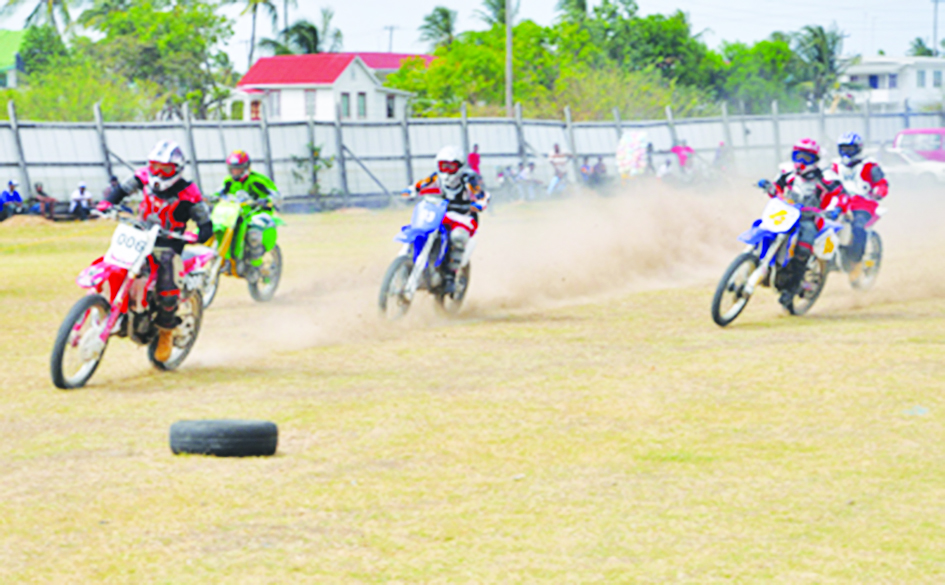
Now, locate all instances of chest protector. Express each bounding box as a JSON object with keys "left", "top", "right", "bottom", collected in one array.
[{"left": 837, "top": 158, "right": 876, "bottom": 197}]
